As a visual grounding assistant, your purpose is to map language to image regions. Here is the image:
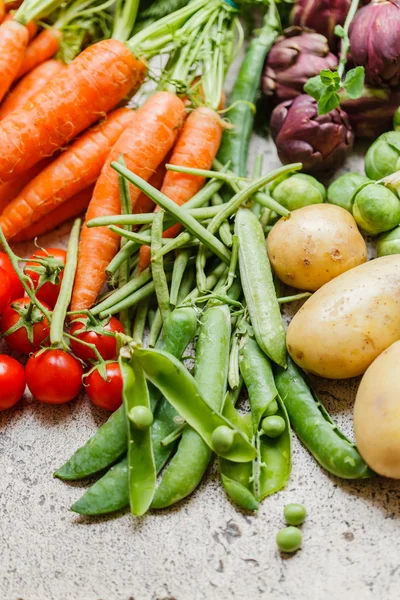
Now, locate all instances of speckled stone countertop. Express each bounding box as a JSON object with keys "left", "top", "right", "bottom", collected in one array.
[{"left": 1, "top": 57, "right": 400, "bottom": 600}]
